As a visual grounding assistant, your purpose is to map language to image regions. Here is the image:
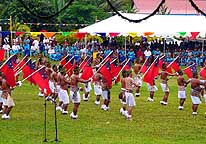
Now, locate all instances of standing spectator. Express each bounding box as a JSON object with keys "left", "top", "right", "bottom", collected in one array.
[{"left": 144, "top": 47, "right": 152, "bottom": 59}]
